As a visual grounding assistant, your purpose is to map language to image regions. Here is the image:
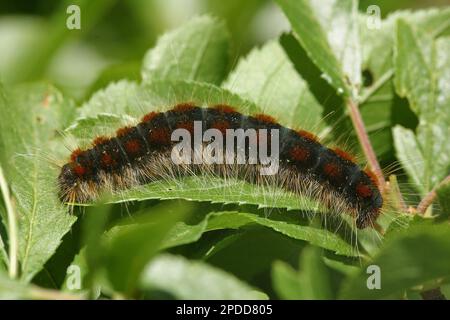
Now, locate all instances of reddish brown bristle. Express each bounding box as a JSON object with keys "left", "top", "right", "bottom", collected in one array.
[
  {"left": 356, "top": 183, "right": 372, "bottom": 198},
  {"left": 116, "top": 126, "right": 133, "bottom": 138},
  {"left": 141, "top": 112, "right": 158, "bottom": 123},
  {"left": 364, "top": 168, "right": 379, "bottom": 187},
  {"left": 173, "top": 102, "right": 196, "bottom": 112},
  {"left": 254, "top": 113, "right": 277, "bottom": 124},
  {"left": 70, "top": 148, "right": 84, "bottom": 162},
  {"left": 211, "top": 120, "right": 230, "bottom": 135},
  {"left": 333, "top": 147, "right": 356, "bottom": 163},
  {"left": 93, "top": 136, "right": 109, "bottom": 146},
  {"left": 72, "top": 164, "right": 86, "bottom": 176},
  {"left": 213, "top": 104, "right": 237, "bottom": 113},
  {"left": 149, "top": 128, "right": 170, "bottom": 145},
  {"left": 296, "top": 130, "right": 319, "bottom": 142},
  {"left": 176, "top": 121, "right": 195, "bottom": 133},
  {"left": 290, "top": 146, "right": 310, "bottom": 162},
  {"left": 101, "top": 153, "right": 114, "bottom": 166},
  {"left": 125, "top": 139, "right": 141, "bottom": 154},
  {"left": 323, "top": 162, "right": 341, "bottom": 177}
]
